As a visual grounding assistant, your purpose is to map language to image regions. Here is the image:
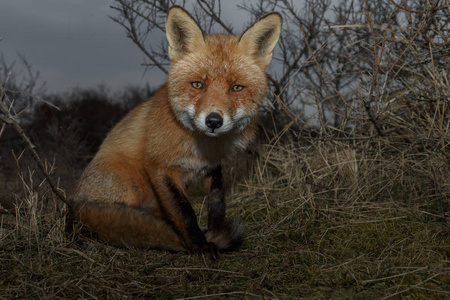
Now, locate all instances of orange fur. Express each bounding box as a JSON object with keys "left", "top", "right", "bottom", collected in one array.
[{"left": 71, "top": 6, "right": 281, "bottom": 255}]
